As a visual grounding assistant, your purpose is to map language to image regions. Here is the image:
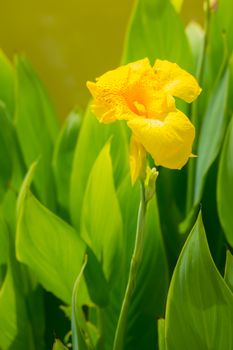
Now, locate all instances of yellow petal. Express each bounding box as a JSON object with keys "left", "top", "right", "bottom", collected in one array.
[
  {"left": 86, "top": 58, "right": 152, "bottom": 123},
  {"left": 127, "top": 110, "right": 195, "bottom": 169},
  {"left": 129, "top": 136, "right": 146, "bottom": 185},
  {"left": 154, "top": 59, "right": 201, "bottom": 103}
]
